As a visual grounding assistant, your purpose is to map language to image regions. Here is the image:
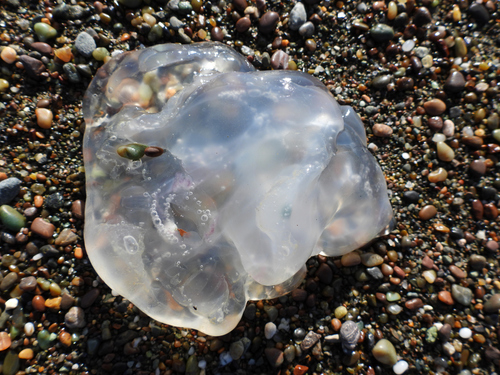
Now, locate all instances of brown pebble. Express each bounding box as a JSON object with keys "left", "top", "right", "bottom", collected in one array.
[
  {"left": 80, "top": 289, "right": 100, "bottom": 309},
  {"left": 428, "top": 116, "right": 443, "bottom": 131},
  {"left": 31, "top": 218, "right": 55, "bottom": 238},
  {"left": 469, "top": 160, "right": 486, "bottom": 176},
  {"left": 291, "top": 289, "right": 307, "bottom": 302},
  {"left": 461, "top": 136, "right": 483, "bottom": 148},
  {"left": 233, "top": 0, "right": 247, "bottom": 11},
  {"left": 413, "top": 7, "right": 432, "bottom": 25},
  {"left": 471, "top": 200, "right": 483, "bottom": 219},
  {"left": 484, "top": 294, "right": 500, "bottom": 313},
  {"left": 422, "top": 255, "right": 434, "bottom": 269},
  {"left": 372, "top": 123, "right": 393, "bottom": 137},
  {"left": 438, "top": 291, "right": 454, "bottom": 305},
  {"left": 444, "top": 71, "right": 466, "bottom": 92},
  {"left": 331, "top": 318, "right": 341, "bottom": 331},
  {"left": 341, "top": 252, "right": 361, "bottom": 267},
  {"left": 210, "top": 26, "right": 224, "bottom": 42},
  {"left": 18, "top": 55, "right": 46, "bottom": 79},
  {"left": 235, "top": 17, "right": 251, "bottom": 33},
  {"left": 419, "top": 205, "right": 437, "bottom": 220},
  {"left": 449, "top": 265, "right": 466, "bottom": 279},
  {"left": 423, "top": 99, "right": 446, "bottom": 116},
  {"left": 32, "top": 295, "right": 46, "bottom": 312},
  {"left": 19, "top": 276, "right": 37, "bottom": 292},
  {"left": 265, "top": 347, "right": 284, "bottom": 368},
  {"left": 316, "top": 263, "right": 332, "bottom": 284},
  {"left": 484, "top": 203, "right": 498, "bottom": 220},
  {"left": 71, "top": 200, "right": 84, "bottom": 219},
  {"left": 259, "top": 11, "right": 279, "bottom": 33},
  {"left": 393, "top": 266, "right": 405, "bottom": 279},
  {"left": 30, "top": 42, "right": 53, "bottom": 55},
  {"left": 405, "top": 298, "right": 423, "bottom": 310},
  {"left": 485, "top": 240, "right": 499, "bottom": 251},
  {"left": 59, "top": 331, "right": 72, "bottom": 346},
  {"left": 55, "top": 228, "right": 78, "bottom": 246}
]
